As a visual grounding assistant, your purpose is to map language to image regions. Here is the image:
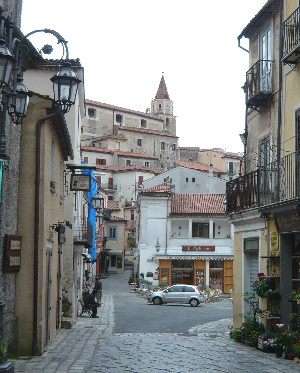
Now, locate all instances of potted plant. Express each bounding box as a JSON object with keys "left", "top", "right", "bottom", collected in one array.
[
  {"left": 0, "top": 343, "right": 7, "bottom": 365},
  {"left": 289, "top": 291, "right": 300, "bottom": 304},
  {"left": 252, "top": 278, "right": 271, "bottom": 297}
]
